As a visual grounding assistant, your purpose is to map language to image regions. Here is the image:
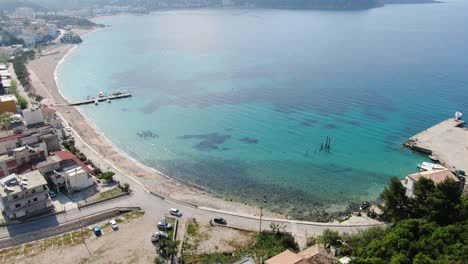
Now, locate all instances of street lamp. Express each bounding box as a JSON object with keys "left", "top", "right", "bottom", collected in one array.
[{"left": 258, "top": 196, "right": 267, "bottom": 233}]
